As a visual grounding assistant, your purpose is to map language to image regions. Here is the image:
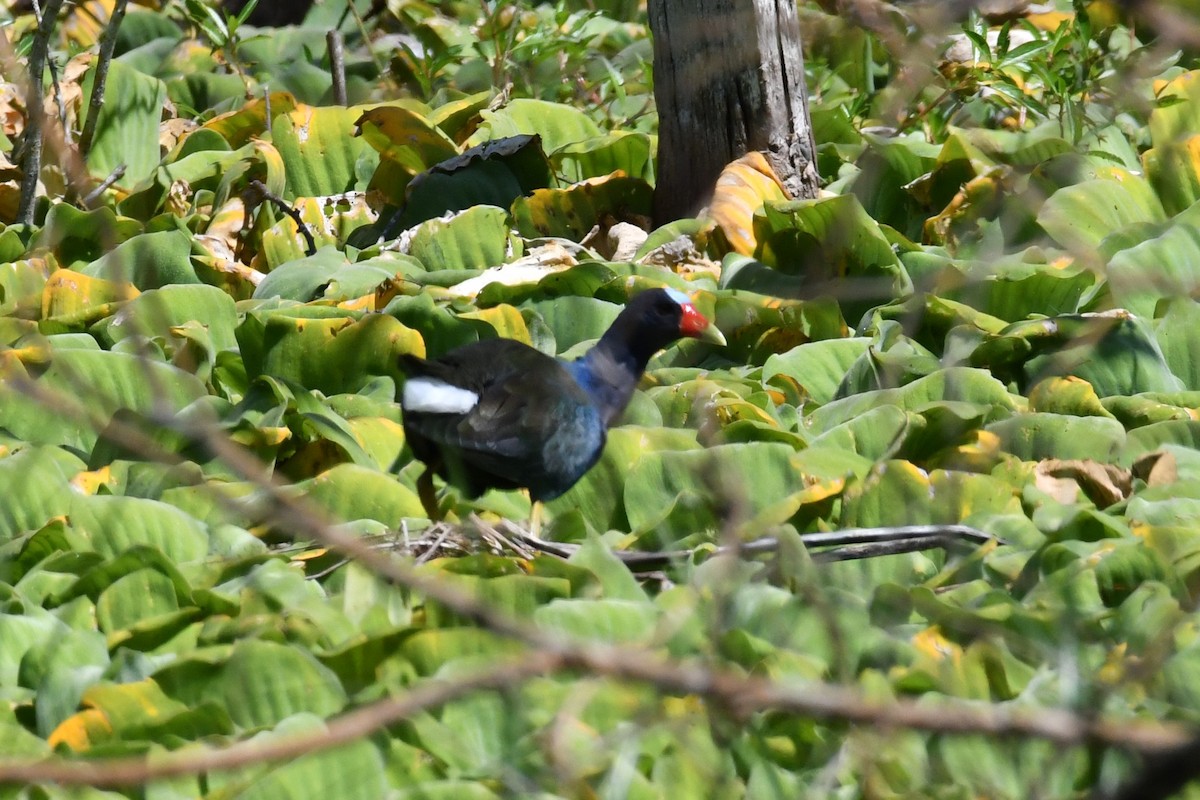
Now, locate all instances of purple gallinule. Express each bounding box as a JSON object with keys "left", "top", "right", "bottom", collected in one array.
[{"left": 400, "top": 288, "right": 726, "bottom": 518}]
